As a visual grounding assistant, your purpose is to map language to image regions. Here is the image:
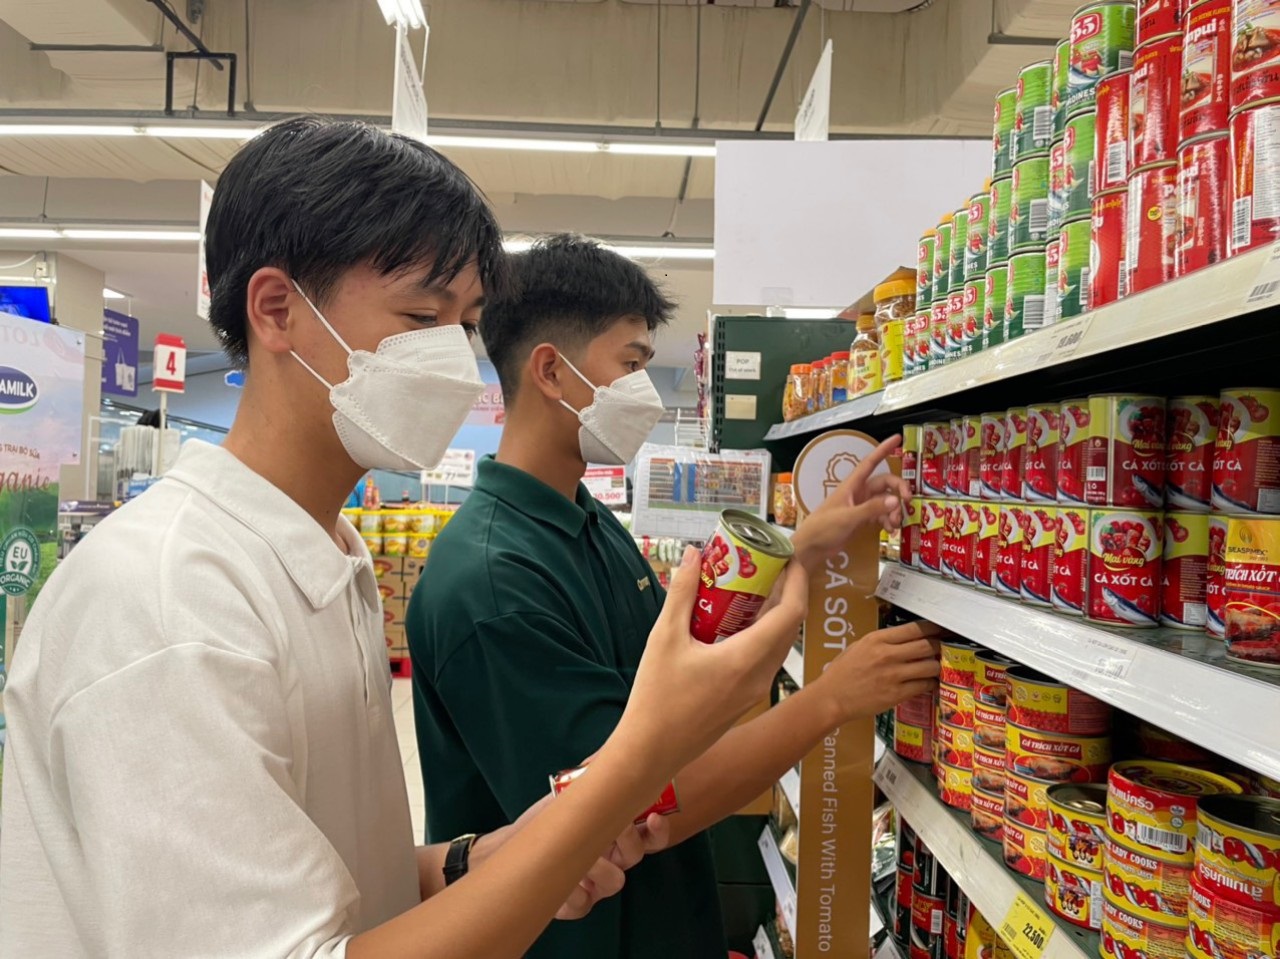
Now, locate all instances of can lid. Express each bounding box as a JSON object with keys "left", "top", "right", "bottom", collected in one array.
[
  {"left": 831, "top": 350, "right": 850, "bottom": 360},
  {"left": 813, "top": 357, "right": 827, "bottom": 368},
  {"left": 939, "top": 212, "right": 954, "bottom": 224},
  {"left": 721, "top": 508, "right": 795, "bottom": 559},
  {"left": 1197, "top": 794, "right": 1280, "bottom": 838},
  {"left": 789, "top": 363, "right": 807, "bottom": 373},
  {"left": 876, "top": 279, "right": 916, "bottom": 301},
  {"left": 776, "top": 472, "right": 793, "bottom": 483},
  {"left": 921, "top": 228, "right": 937, "bottom": 239}
]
